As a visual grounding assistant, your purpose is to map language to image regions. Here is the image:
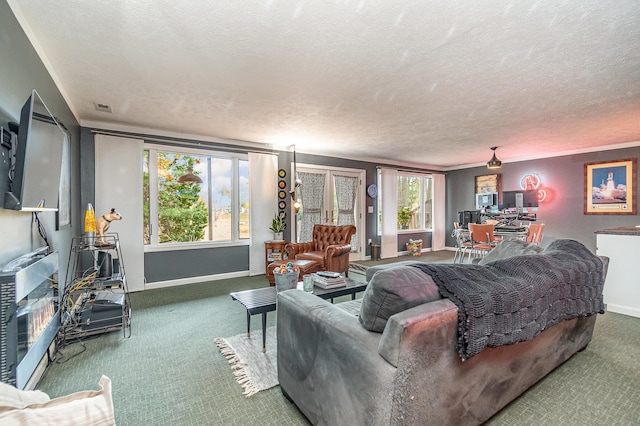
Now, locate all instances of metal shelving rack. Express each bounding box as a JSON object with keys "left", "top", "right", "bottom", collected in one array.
[{"left": 60, "top": 233, "right": 131, "bottom": 341}]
